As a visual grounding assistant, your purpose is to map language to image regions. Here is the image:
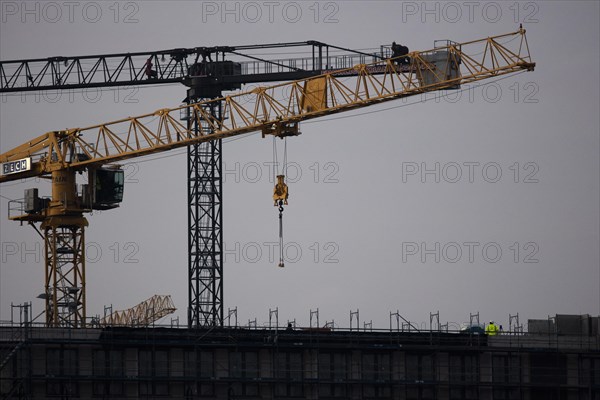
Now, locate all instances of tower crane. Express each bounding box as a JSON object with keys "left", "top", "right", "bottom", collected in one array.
[{"left": 0, "top": 28, "right": 535, "bottom": 328}]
